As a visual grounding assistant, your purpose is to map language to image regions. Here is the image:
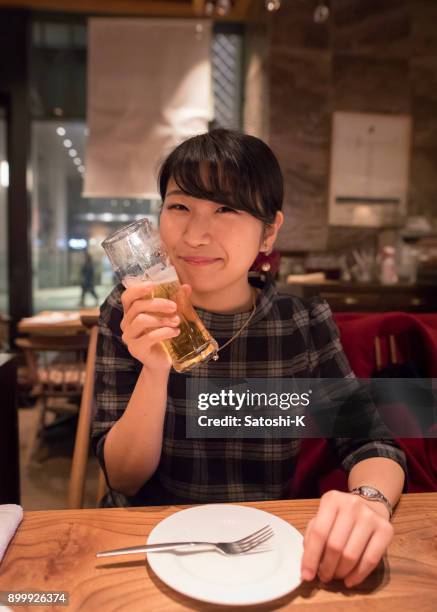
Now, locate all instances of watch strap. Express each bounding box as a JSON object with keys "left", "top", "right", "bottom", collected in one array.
[{"left": 349, "top": 486, "right": 393, "bottom": 519}]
